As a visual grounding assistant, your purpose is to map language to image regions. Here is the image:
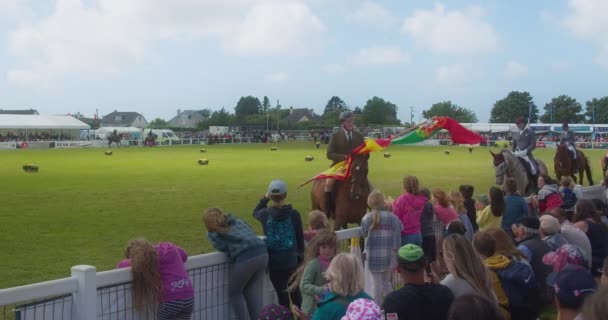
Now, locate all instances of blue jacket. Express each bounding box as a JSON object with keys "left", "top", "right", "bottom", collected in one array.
[
  {"left": 313, "top": 291, "right": 372, "bottom": 320},
  {"left": 503, "top": 194, "right": 529, "bottom": 231},
  {"left": 207, "top": 214, "right": 267, "bottom": 263}
]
